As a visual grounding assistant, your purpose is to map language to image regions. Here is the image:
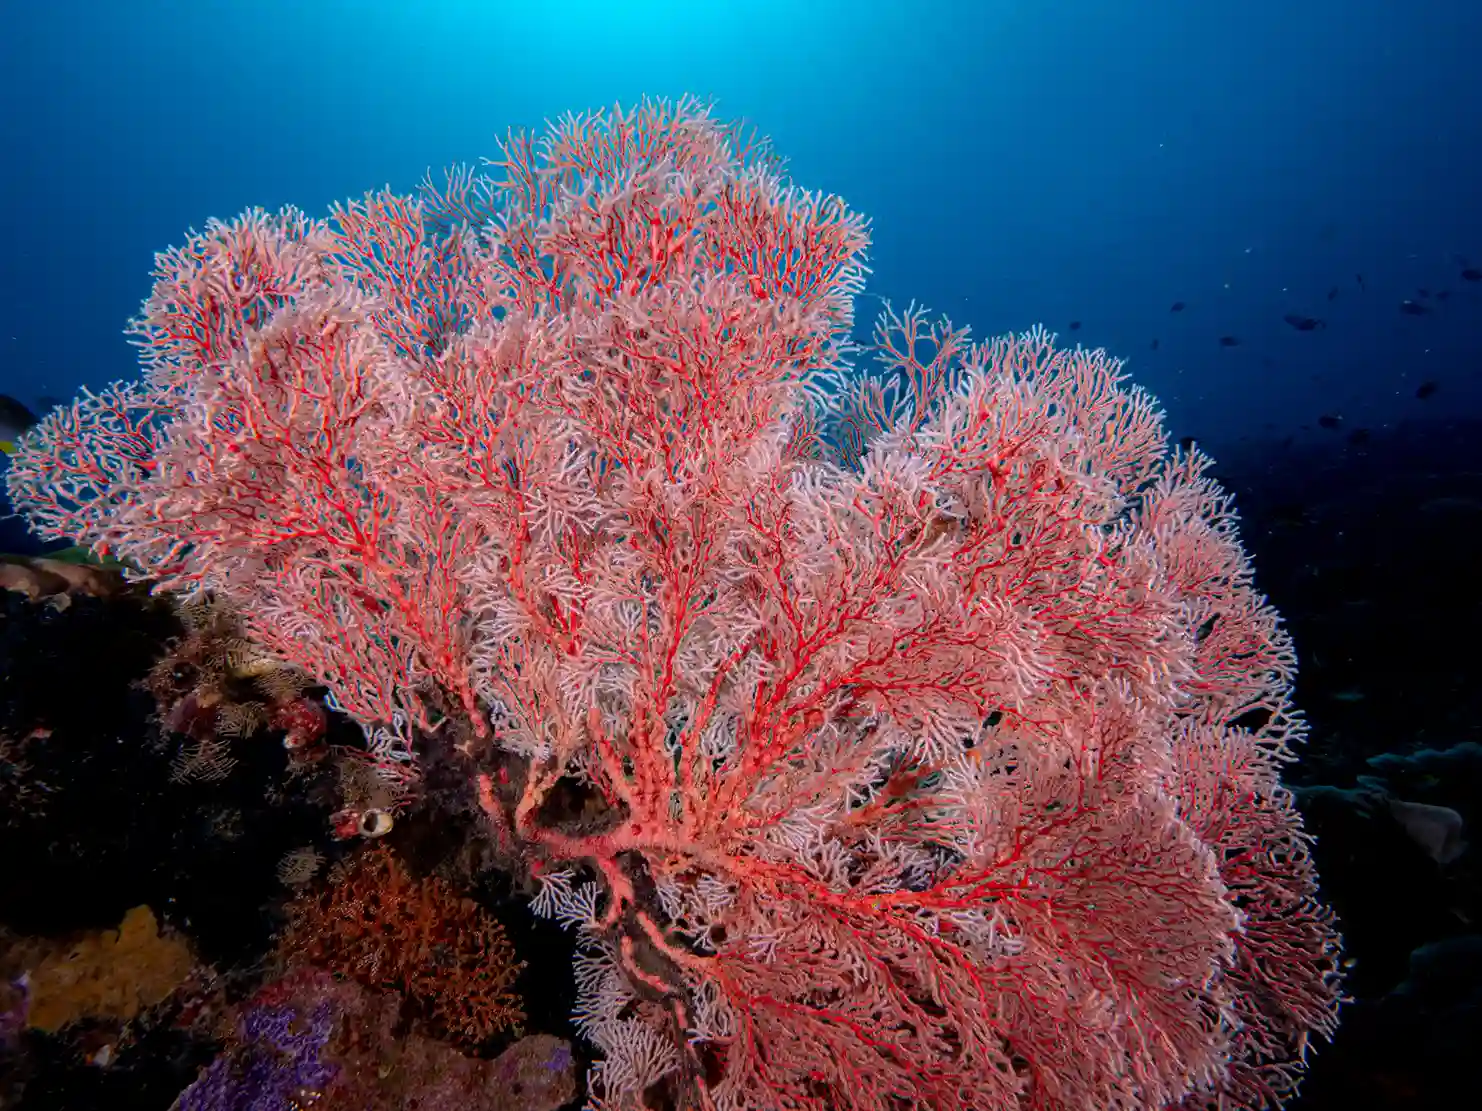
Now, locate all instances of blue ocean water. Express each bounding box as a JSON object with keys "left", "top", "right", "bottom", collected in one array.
[
  {"left": 2, "top": 6, "right": 1481, "bottom": 1108},
  {"left": 2, "top": 0, "right": 1477, "bottom": 465}
]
